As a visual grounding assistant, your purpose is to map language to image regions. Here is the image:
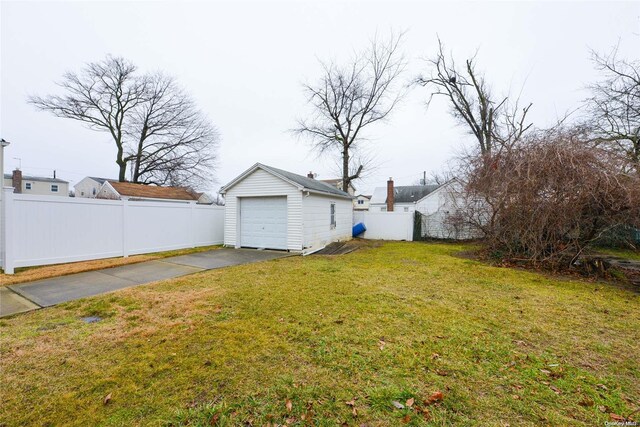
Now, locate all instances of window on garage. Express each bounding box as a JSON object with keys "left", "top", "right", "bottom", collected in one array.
[{"left": 330, "top": 203, "right": 336, "bottom": 229}]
